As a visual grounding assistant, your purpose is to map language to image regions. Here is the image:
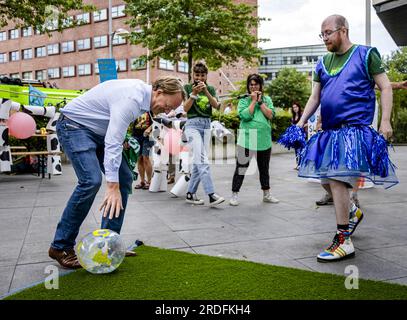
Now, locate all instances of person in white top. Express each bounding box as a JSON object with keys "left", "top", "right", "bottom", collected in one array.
[{"left": 48, "top": 76, "right": 185, "bottom": 269}]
